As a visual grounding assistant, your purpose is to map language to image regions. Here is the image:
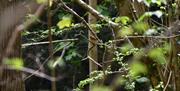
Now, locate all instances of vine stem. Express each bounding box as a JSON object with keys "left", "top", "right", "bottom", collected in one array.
[{"left": 47, "top": 0, "right": 56, "bottom": 91}]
